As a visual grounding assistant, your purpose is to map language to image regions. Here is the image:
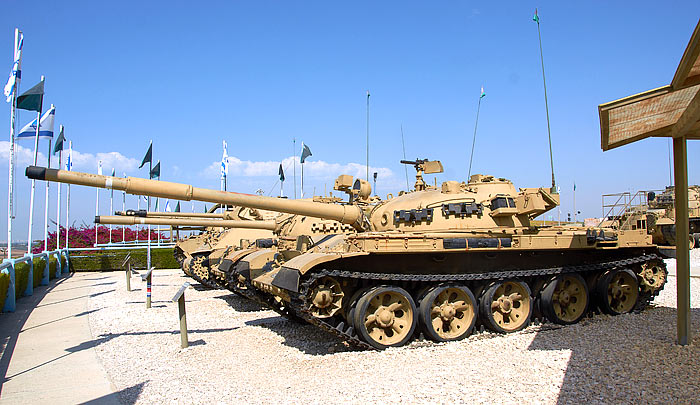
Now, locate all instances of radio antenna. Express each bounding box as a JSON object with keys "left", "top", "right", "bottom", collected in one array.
[{"left": 533, "top": 8, "right": 557, "bottom": 193}]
